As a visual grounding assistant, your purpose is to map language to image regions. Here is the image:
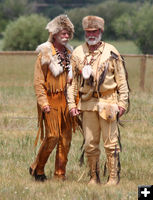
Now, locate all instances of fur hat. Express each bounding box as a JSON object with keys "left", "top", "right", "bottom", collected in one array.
[
  {"left": 82, "top": 16, "right": 104, "bottom": 31},
  {"left": 46, "top": 15, "right": 74, "bottom": 41}
]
